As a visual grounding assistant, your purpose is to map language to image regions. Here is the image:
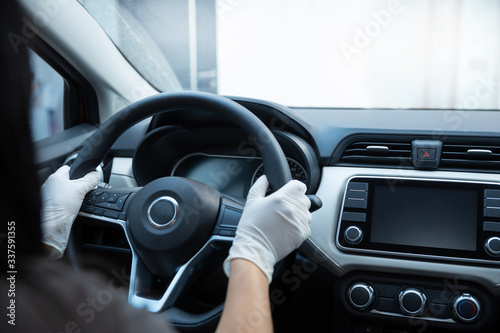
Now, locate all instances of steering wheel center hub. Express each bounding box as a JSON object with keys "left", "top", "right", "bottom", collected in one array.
[
  {"left": 147, "top": 196, "right": 179, "bottom": 229},
  {"left": 127, "top": 177, "right": 220, "bottom": 277}
]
